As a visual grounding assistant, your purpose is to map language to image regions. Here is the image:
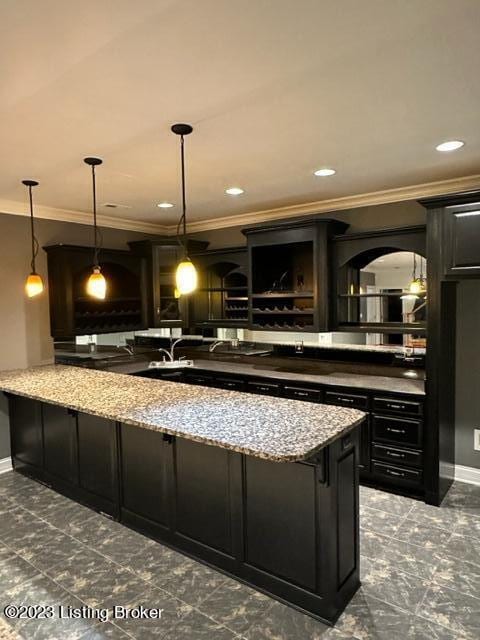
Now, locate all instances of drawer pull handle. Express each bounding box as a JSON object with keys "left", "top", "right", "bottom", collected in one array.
[
  {"left": 338, "top": 397, "right": 354, "bottom": 403},
  {"left": 386, "top": 451, "right": 405, "bottom": 458},
  {"left": 386, "top": 469, "right": 405, "bottom": 477},
  {"left": 387, "top": 404, "right": 402, "bottom": 409},
  {"left": 386, "top": 427, "right": 406, "bottom": 434},
  {"left": 295, "top": 391, "right": 308, "bottom": 397}
]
